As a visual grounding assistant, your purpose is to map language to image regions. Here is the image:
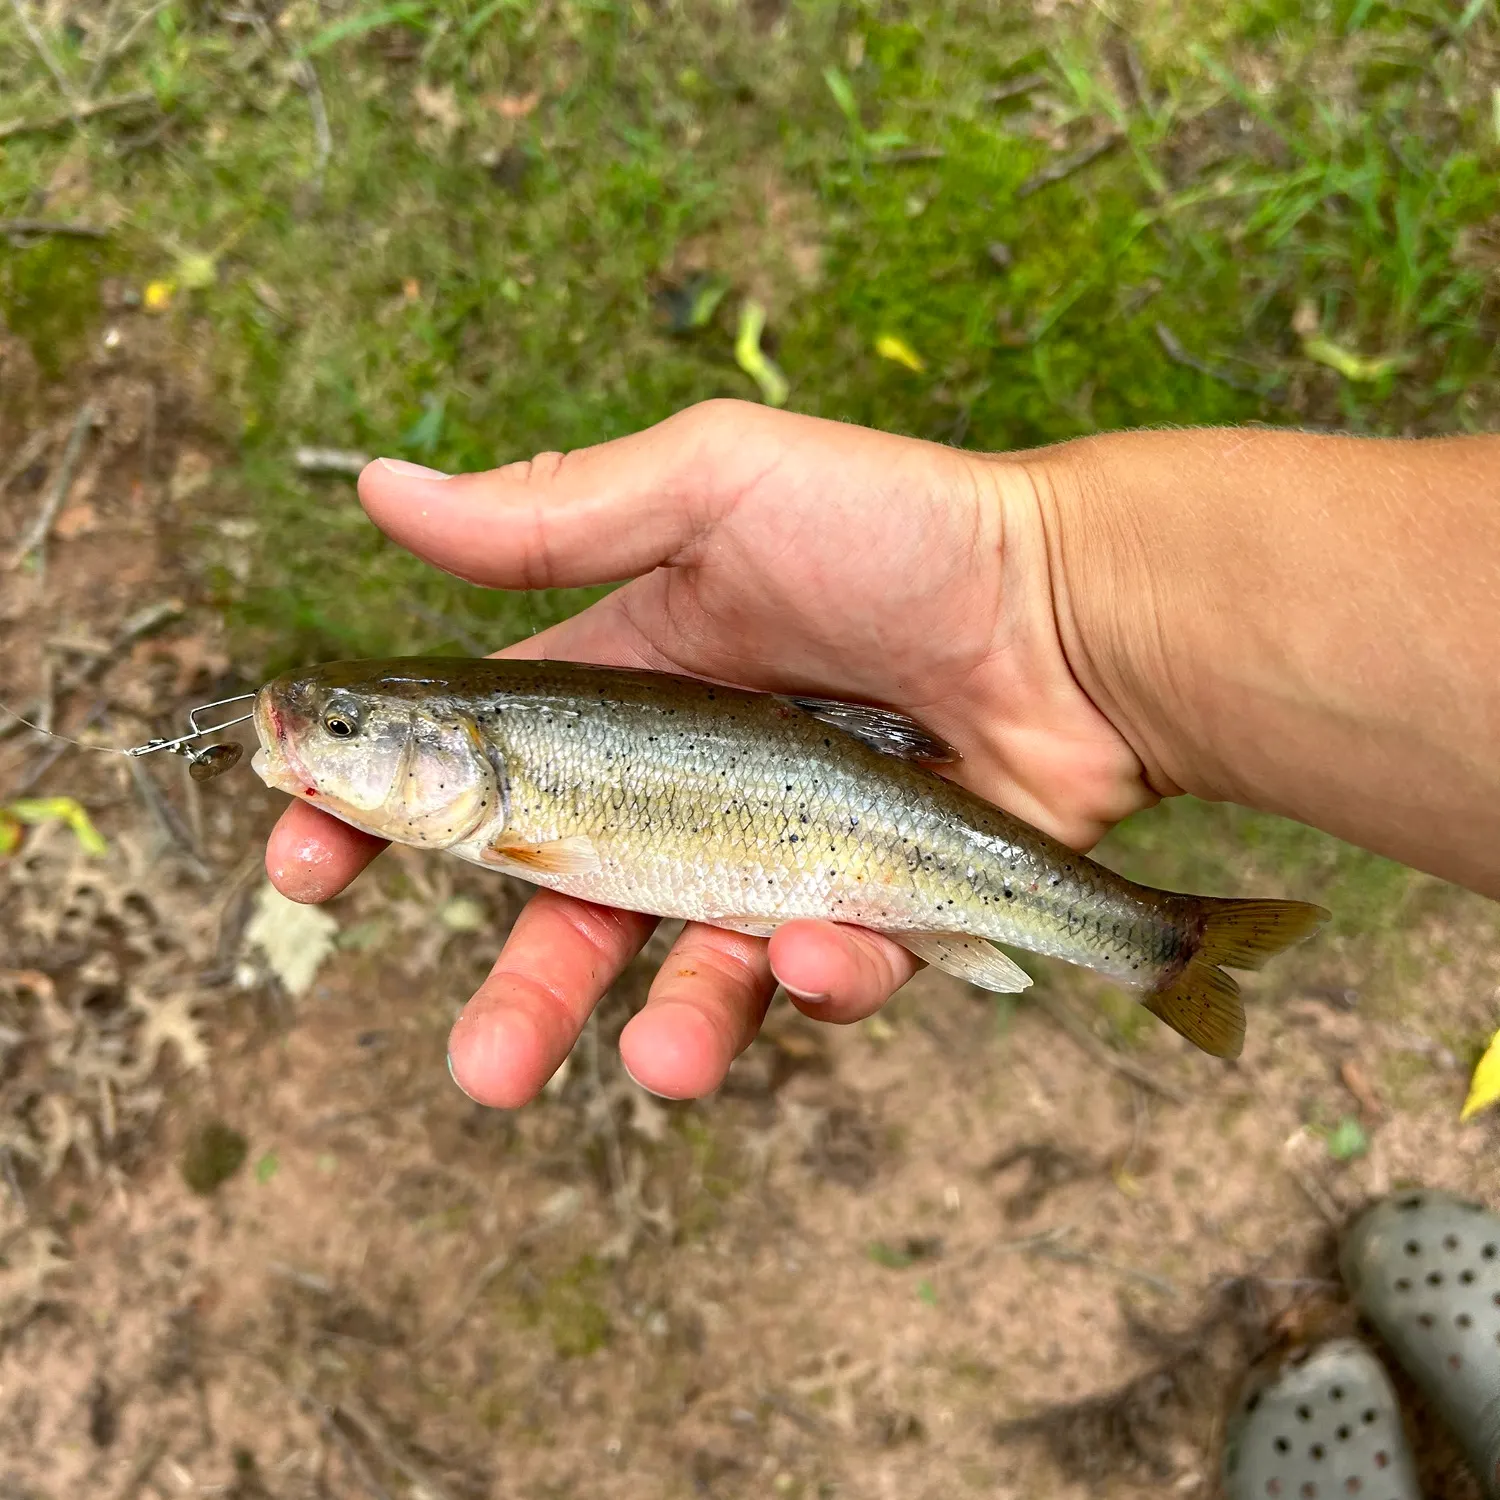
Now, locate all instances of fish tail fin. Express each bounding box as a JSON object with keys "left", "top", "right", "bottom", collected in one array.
[
  {"left": 1143, "top": 897, "right": 1328, "bottom": 1060},
  {"left": 1193, "top": 897, "right": 1331, "bottom": 970}
]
